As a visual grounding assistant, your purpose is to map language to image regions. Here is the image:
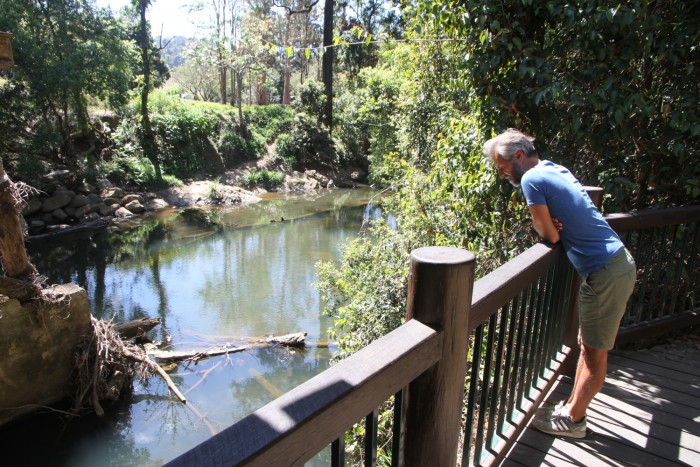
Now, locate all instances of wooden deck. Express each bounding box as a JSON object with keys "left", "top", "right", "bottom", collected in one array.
[{"left": 503, "top": 339, "right": 700, "bottom": 466}]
